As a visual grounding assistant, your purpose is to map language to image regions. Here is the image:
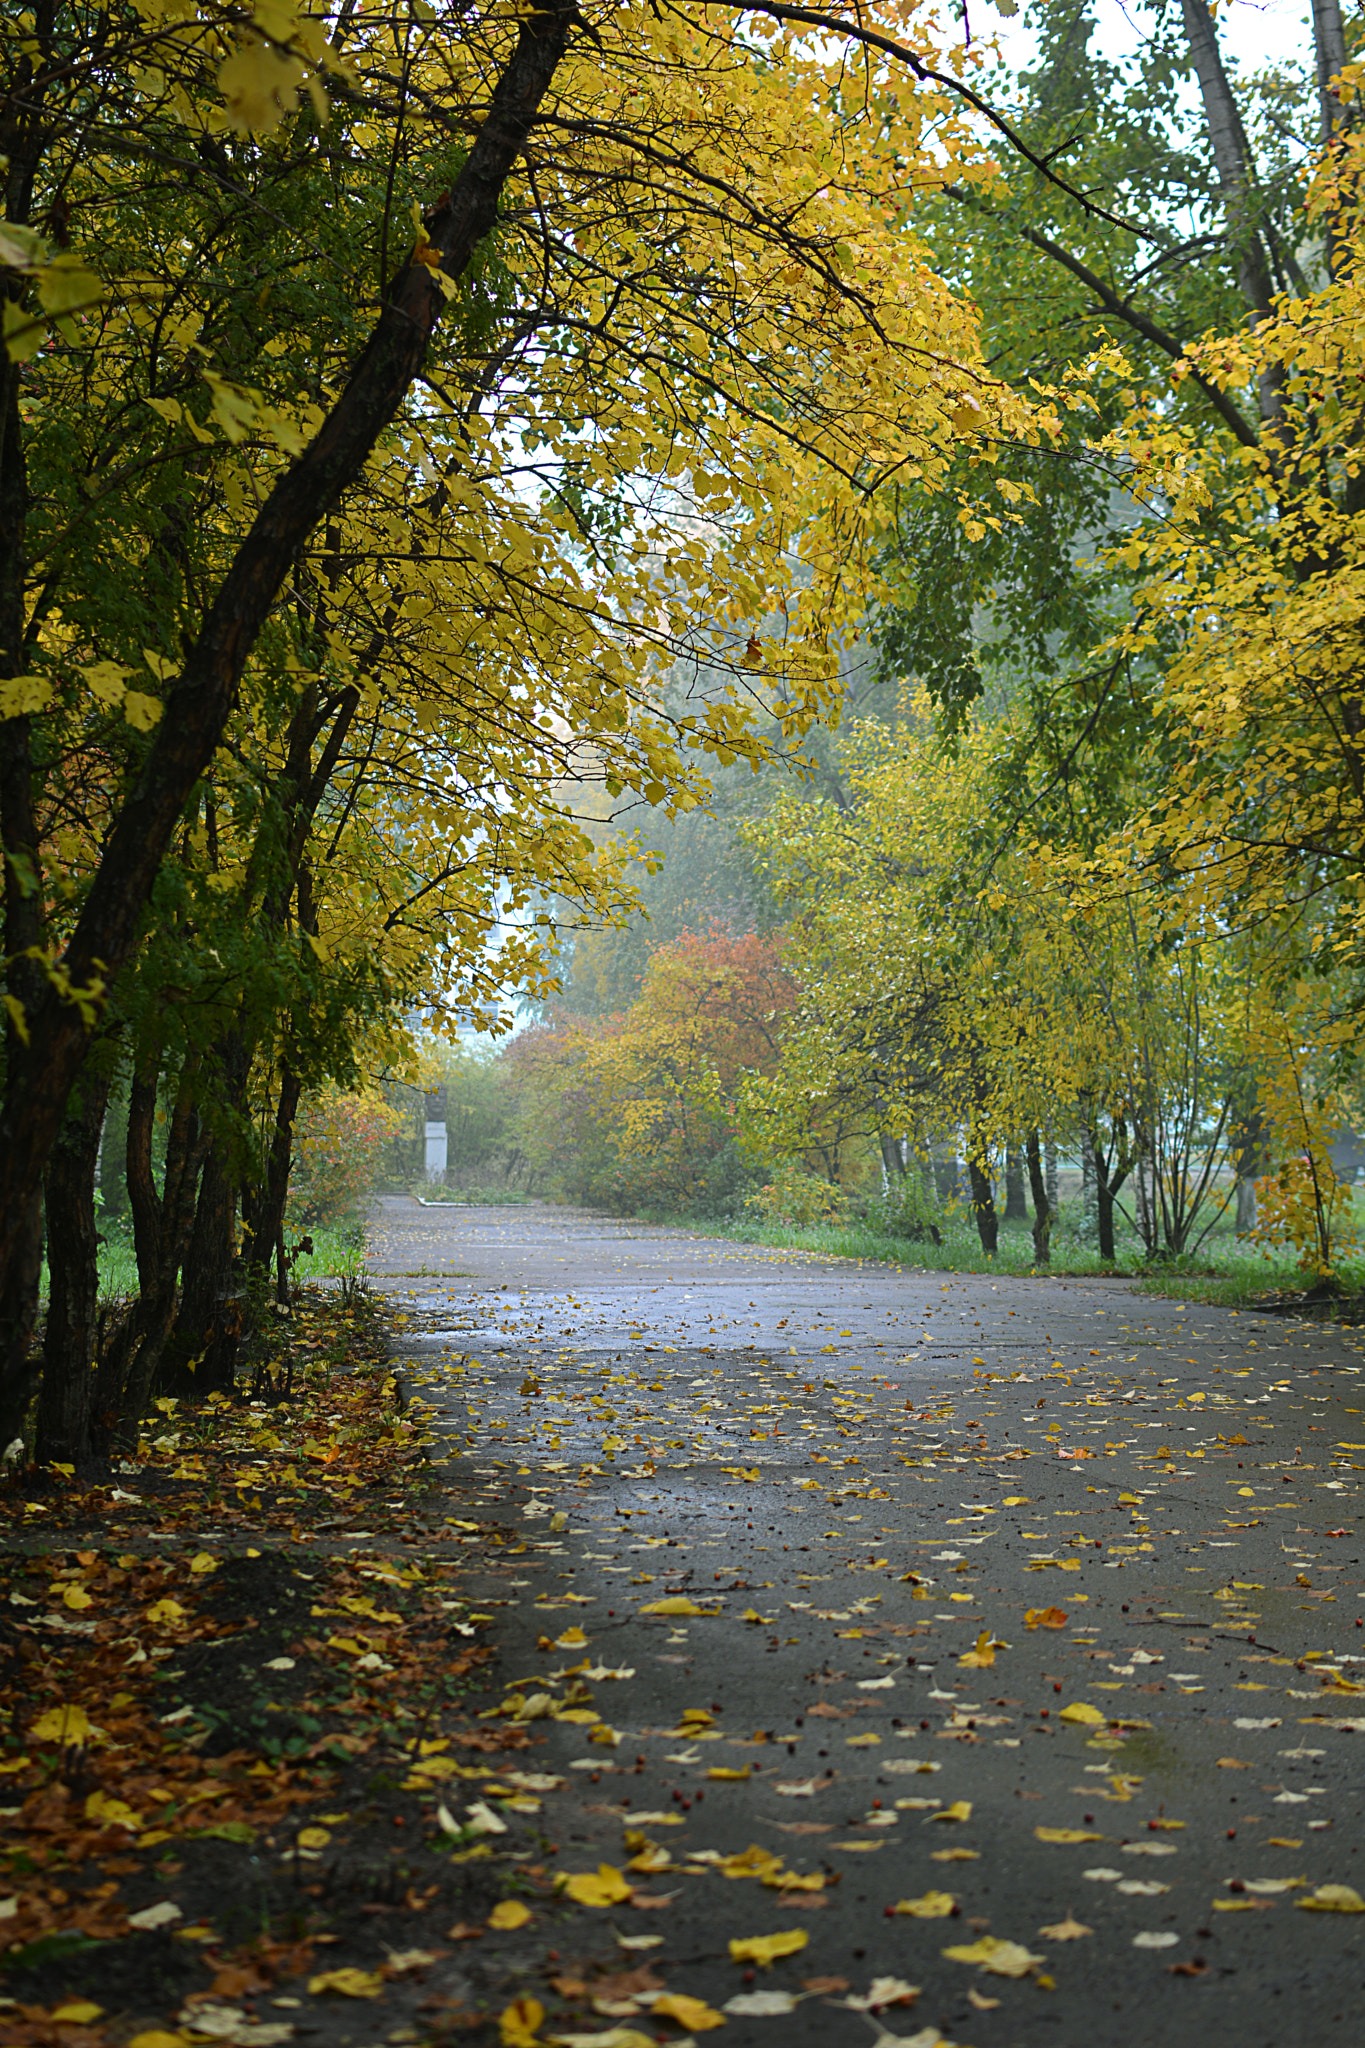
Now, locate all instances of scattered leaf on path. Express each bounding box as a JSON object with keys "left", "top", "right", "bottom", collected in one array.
[
  {"left": 730, "top": 1929, "right": 809, "bottom": 1968},
  {"left": 891, "top": 1892, "right": 957, "bottom": 1918}
]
